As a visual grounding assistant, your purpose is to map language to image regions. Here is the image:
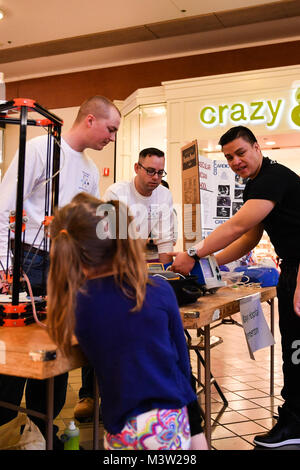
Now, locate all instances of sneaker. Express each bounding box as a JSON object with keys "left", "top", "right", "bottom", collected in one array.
[
  {"left": 74, "top": 397, "right": 94, "bottom": 422},
  {"left": 253, "top": 406, "right": 300, "bottom": 448}
]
